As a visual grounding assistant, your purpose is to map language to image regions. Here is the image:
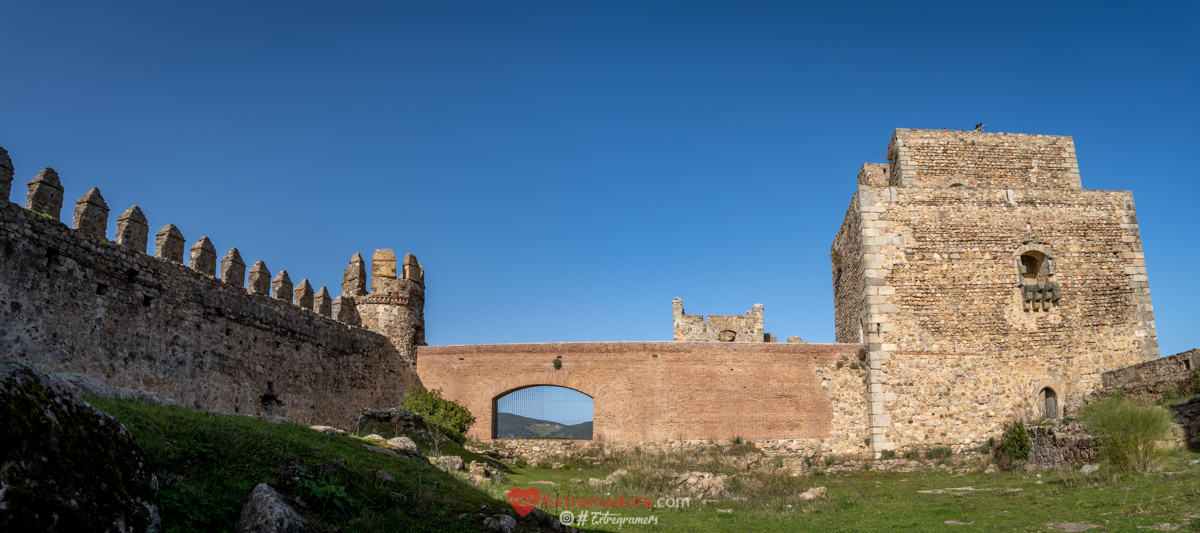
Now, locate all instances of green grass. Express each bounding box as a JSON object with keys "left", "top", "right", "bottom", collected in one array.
[
  {"left": 88, "top": 398, "right": 534, "bottom": 533},
  {"left": 494, "top": 451, "right": 1200, "bottom": 532}
]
